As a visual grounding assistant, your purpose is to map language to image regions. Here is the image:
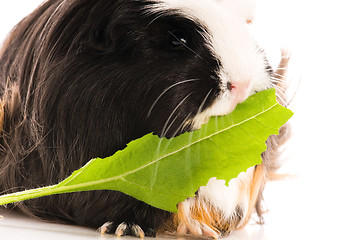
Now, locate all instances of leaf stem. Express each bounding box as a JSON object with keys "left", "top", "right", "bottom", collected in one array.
[{"left": 0, "top": 185, "right": 59, "bottom": 205}]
